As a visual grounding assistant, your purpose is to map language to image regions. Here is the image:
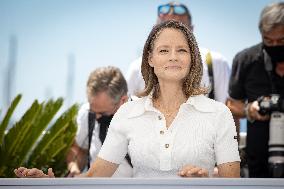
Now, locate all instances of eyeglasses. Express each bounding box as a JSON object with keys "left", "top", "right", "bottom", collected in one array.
[{"left": 158, "top": 3, "right": 188, "bottom": 16}]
